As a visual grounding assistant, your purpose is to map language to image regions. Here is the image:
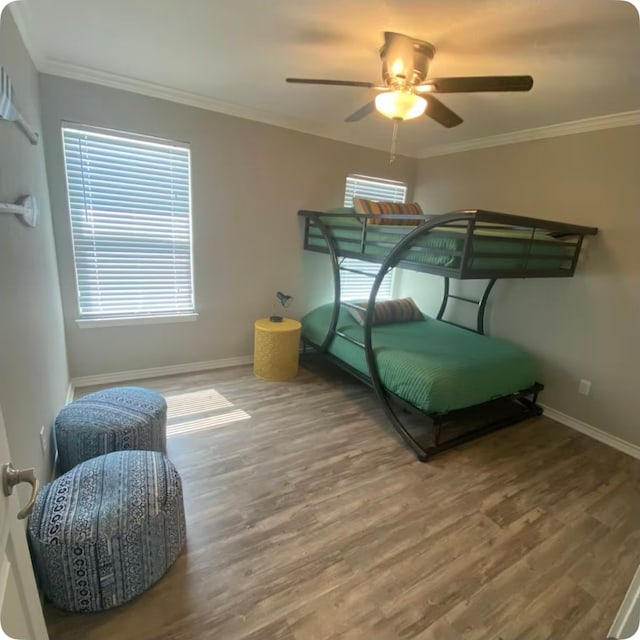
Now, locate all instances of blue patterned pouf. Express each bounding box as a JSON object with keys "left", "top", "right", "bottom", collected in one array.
[
  {"left": 55, "top": 386, "right": 167, "bottom": 473},
  {"left": 28, "top": 450, "right": 186, "bottom": 612}
]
